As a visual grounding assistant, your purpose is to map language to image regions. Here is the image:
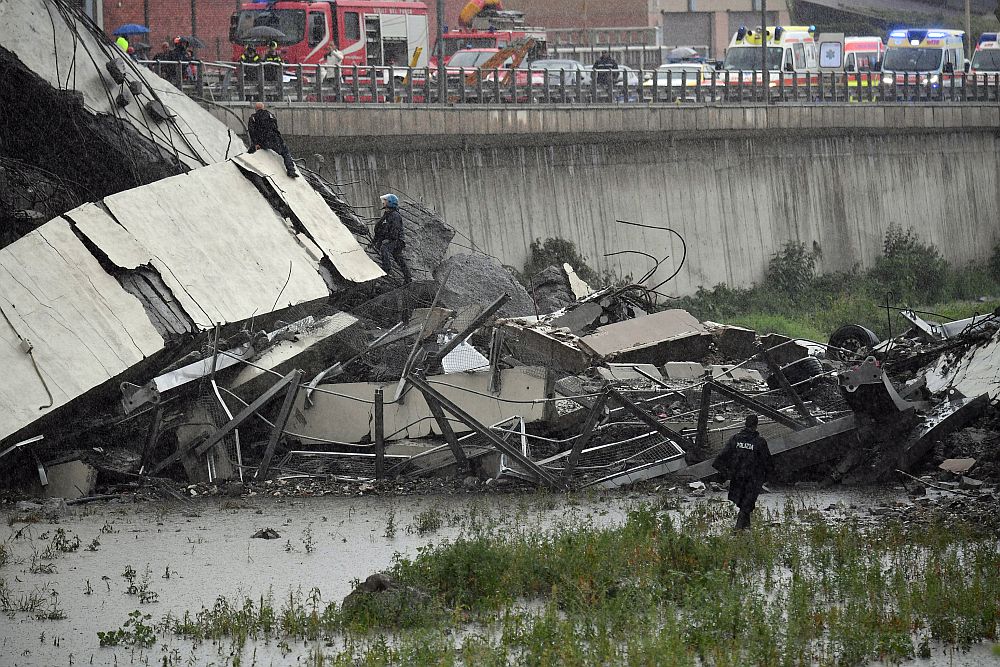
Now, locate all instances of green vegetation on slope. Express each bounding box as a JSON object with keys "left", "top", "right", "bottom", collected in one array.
[{"left": 677, "top": 225, "right": 1000, "bottom": 342}]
